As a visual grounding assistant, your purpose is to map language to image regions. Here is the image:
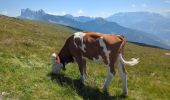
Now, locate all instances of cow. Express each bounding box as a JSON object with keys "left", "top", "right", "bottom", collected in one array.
[{"left": 52, "top": 31, "right": 139, "bottom": 96}]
